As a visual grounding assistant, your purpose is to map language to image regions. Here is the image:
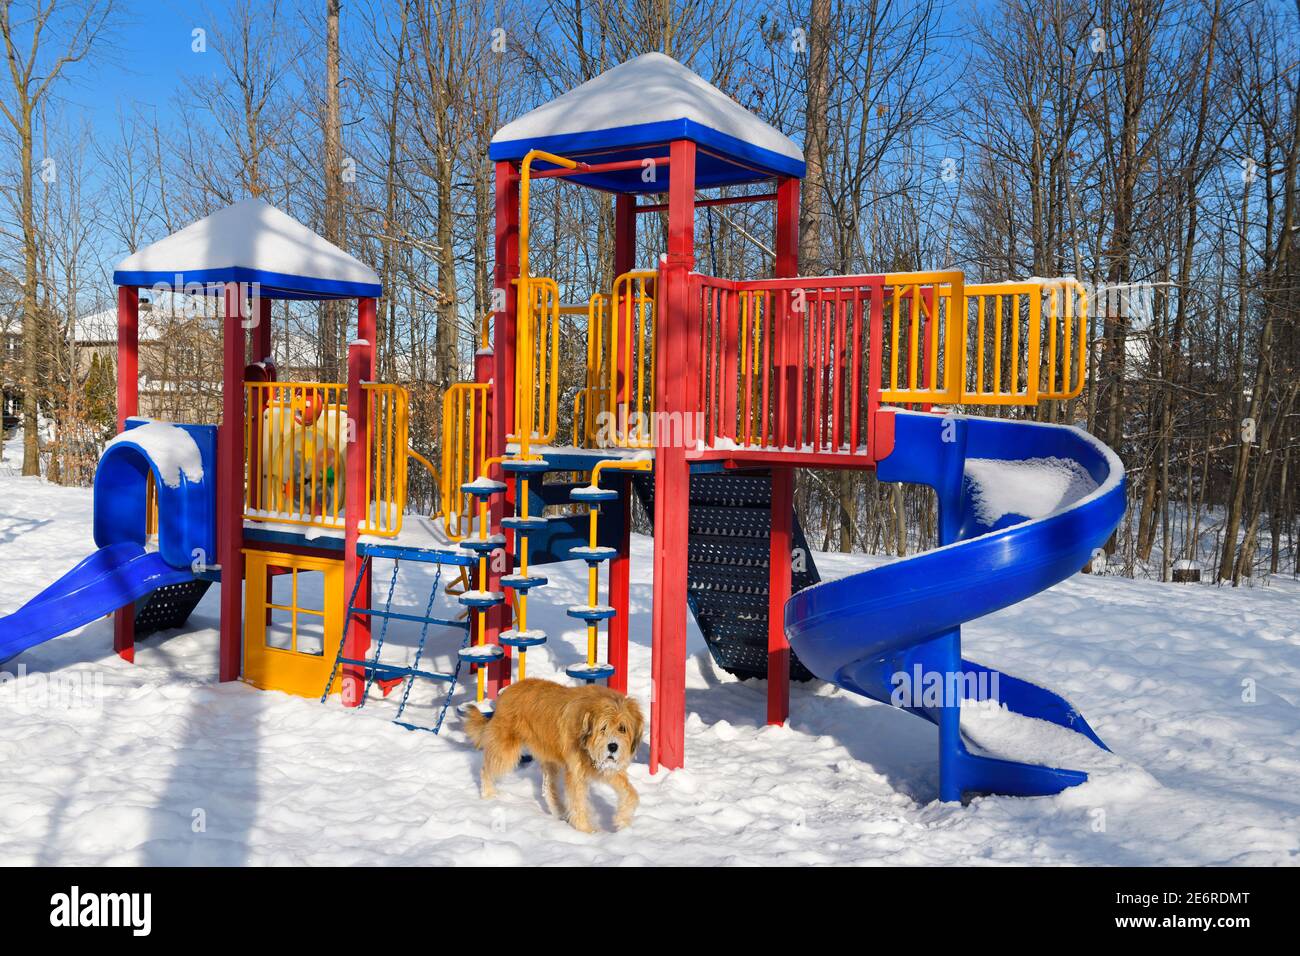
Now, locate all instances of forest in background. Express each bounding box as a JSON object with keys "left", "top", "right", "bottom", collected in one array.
[{"left": 0, "top": 0, "right": 1296, "bottom": 584}]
